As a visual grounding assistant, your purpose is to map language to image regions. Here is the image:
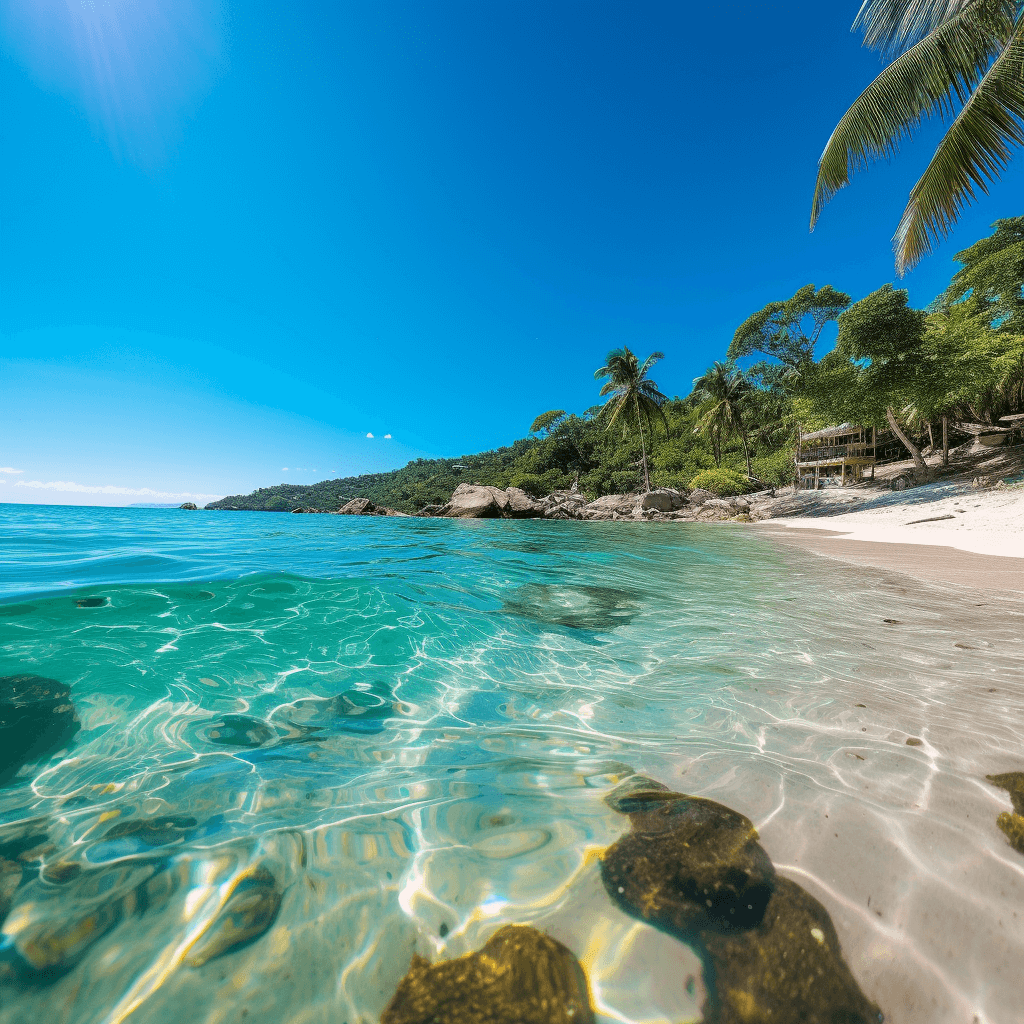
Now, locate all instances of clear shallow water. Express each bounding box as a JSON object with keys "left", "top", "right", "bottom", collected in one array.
[{"left": 1, "top": 505, "right": 1023, "bottom": 1024}]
